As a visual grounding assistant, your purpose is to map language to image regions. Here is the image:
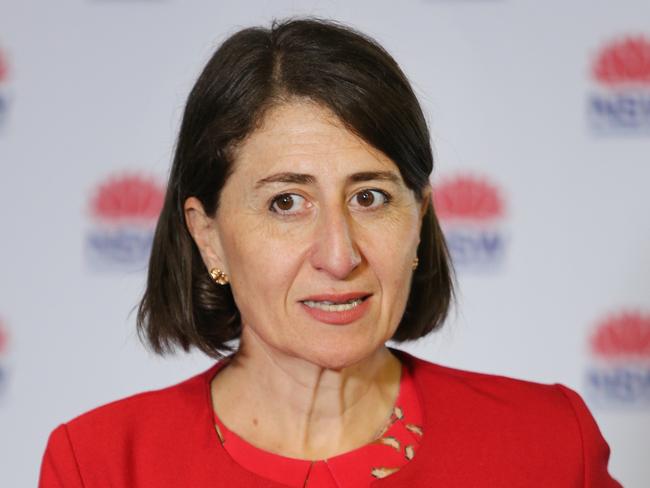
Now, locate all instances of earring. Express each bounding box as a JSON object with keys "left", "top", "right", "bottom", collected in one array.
[
  {"left": 209, "top": 268, "right": 229, "bottom": 285},
  {"left": 412, "top": 257, "right": 419, "bottom": 271}
]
